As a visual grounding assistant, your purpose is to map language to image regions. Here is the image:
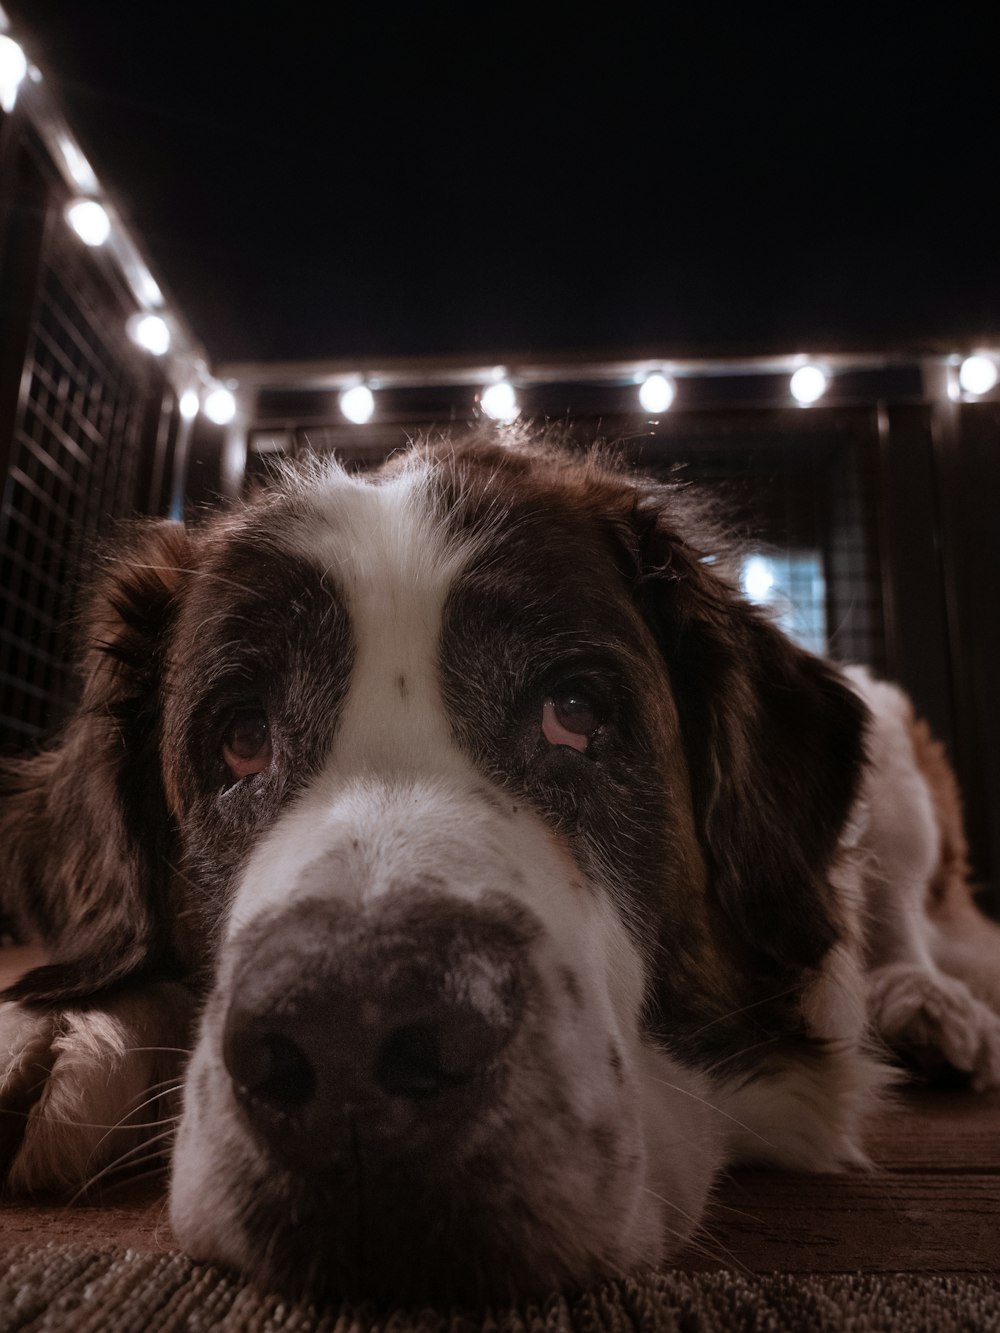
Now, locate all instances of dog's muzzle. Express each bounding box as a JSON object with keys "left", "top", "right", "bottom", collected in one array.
[{"left": 221, "top": 894, "right": 534, "bottom": 1170}]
